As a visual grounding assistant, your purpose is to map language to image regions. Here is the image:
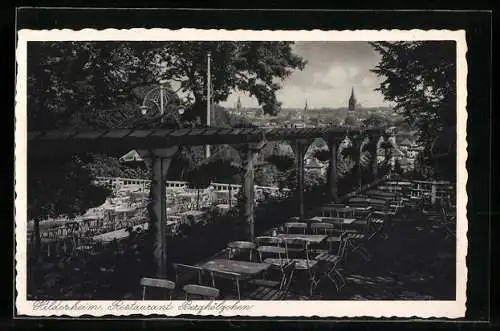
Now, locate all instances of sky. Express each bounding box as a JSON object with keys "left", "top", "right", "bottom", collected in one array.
[{"left": 220, "top": 41, "right": 390, "bottom": 109}]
